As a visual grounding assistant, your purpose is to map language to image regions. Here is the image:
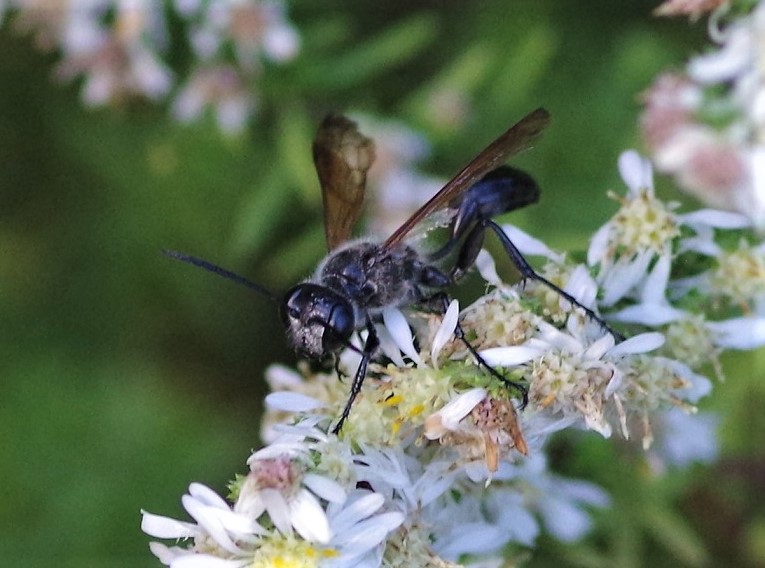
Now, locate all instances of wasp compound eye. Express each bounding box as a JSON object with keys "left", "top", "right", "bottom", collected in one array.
[{"left": 322, "top": 301, "right": 354, "bottom": 352}]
